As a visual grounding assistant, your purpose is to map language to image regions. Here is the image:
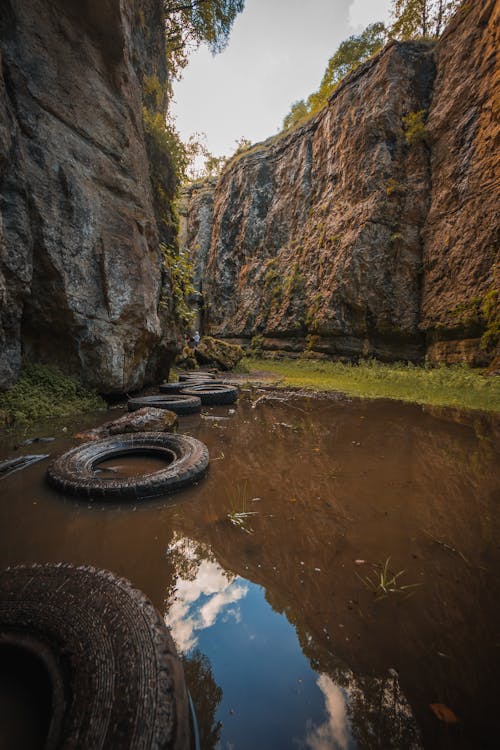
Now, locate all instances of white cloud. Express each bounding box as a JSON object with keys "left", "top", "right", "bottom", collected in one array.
[{"left": 305, "top": 674, "right": 350, "bottom": 750}]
